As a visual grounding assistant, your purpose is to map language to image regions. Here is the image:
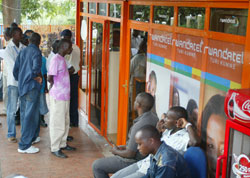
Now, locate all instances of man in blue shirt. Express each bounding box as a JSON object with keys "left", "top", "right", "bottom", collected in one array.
[
  {"left": 135, "top": 125, "right": 190, "bottom": 178},
  {"left": 13, "top": 32, "right": 42, "bottom": 154}
]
